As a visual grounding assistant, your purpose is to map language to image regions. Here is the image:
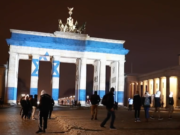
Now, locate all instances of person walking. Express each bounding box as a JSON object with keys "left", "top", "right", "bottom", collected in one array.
[
  {"left": 90, "top": 91, "right": 100, "bottom": 120},
  {"left": 36, "top": 90, "right": 51, "bottom": 133},
  {"left": 168, "top": 92, "right": 174, "bottom": 119},
  {"left": 133, "top": 91, "right": 142, "bottom": 122},
  {"left": 100, "top": 87, "right": 116, "bottom": 129},
  {"left": 49, "top": 98, "right": 54, "bottom": 119},
  {"left": 32, "top": 94, "right": 38, "bottom": 120},
  {"left": 150, "top": 90, "right": 163, "bottom": 120},
  {"left": 142, "top": 92, "right": 151, "bottom": 122}
]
